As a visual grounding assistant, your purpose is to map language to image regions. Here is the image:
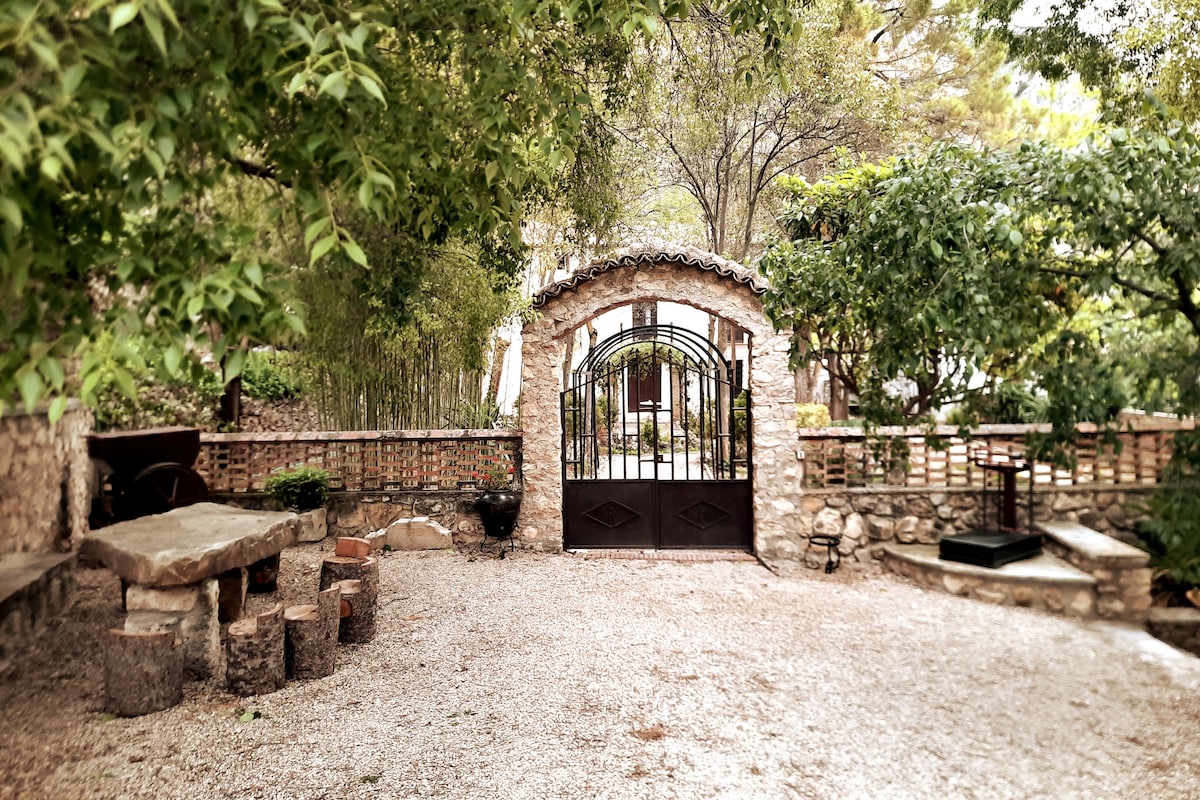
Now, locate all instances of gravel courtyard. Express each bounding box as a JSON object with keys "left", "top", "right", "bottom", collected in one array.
[{"left": 3, "top": 544, "right": 1200, "bottom": 800}]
